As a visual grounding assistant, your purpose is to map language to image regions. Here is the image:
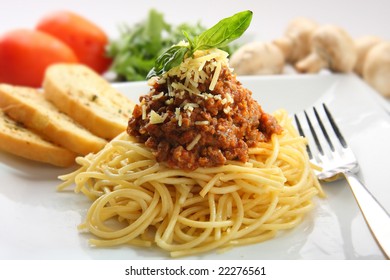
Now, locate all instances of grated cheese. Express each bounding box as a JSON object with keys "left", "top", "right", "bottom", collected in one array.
[
  {"left": 175, "top": 107, "right": 182, "bottom": 126},
  {"left": 183, "top": 103, "right": 199, "bottom": 111},
  {"left": 178, "top": 115, "right": 182, "bottom": 126},
  {"left": 171, "top": 82, "right": 198, "bottom": 95},
  {"left": 198, "top": 60, "right": 207, "bottom": 72},
  {"left": 186, "top": 134, "right": 201, "bottom": 151},
  {"left": 141, "top": 104, "right": 147, "bottom": 120},
  {"left": 195, "top": 121, "right": 209, "bottom": 125},
  {"left": 167, "top": 82, "right": 174, "bottom": 97},
  {"left": 149, "top": 110, "right": 167, "bottom": 124},
  {"left": 154, "top": 47, "right": 232, "bottom": 128},
  {"left": 223, "top": 107, "right": 232, "bottom": 114},
  {"left": 175, "top": 107, "right": 180, "bottom": 119},
  {"left": 152, "top": 92, "right": 164, "bottom": 100},
  {"left": 164, "top": 47, "right": 229, "bottom": 96},
  {"left": 147, "top": 77, "right": 158, "bottom": 86},
  {"left": 209, "top": 60, "right": 222, "bottom": 91}
]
